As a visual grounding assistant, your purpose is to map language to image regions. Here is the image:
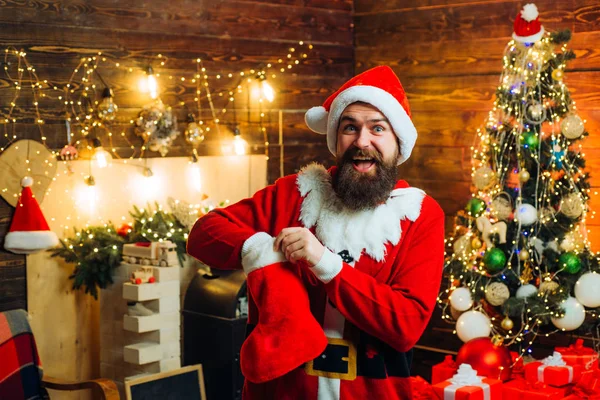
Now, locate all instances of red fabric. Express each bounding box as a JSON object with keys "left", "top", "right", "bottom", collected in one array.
[
  {"left": 321, "top": 66, "right": 412, "bottom": 118},
  {"left": 9, "top": 186, "right": 51, "bottom": 232},
  {"left": 241, "top": 261, "right": 327, "bottom": 383},
  {"left": 433, "top": 378, "right": 502, "bottom": 400},
  {"left": 187, "top": 167, "right": 445, "bottom": 399},
  {"left": 432, "top": 355, "right": 458, "bottom": 384},
  {"left": 513, "top": 12, "right": 542, "bottom": 38},
  {"left": 525, "top": 361, "right": 582, "bottom": 387},
  {"left": 502, "top": 378, "right": 568, "bottom": 399}
]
